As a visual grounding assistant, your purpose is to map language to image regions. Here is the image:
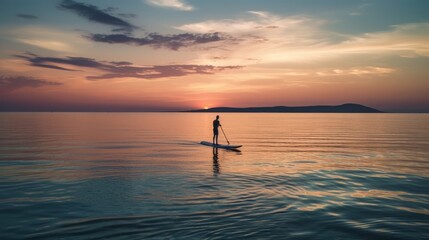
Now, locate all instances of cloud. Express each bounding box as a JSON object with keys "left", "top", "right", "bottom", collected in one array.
[
  {"left": 350, "top": 3, "right": 371, "bottom": 16},
  {"left": 86, "top": 32, "right": 230, "bottom": 50},
  {"left": 58, "top": 0, "right": 229, "bottom": 50},
  {"left": 176, "top": 11, "right": 322, "bottom": 35},
  {"left": 175, "top": 11, "right": 331, "bottom": 65},
  {"left": 145, "top": 0, "right": 193, "bottom": 11},
  {"left": 15, "top": 53, "right": 99, "bottom": 71},
  {"left": 17, "top": 39, "right": 73, "bottom": 52},
  {"left": 59, "top": 0, "right": 137, "bottom": 32},
  {"left": 87, "top": 65, "right": 241, "bottom": 80},
  {"left": 118, "top": 13, "right": 137, "bottom": 18},
  {"left": 175, "top": 11, "right": 429, "bottom": 67},
  {"left": 7, "top": 26, "right": 90, "bottom": 53},
  {"left": 16, "top": 53, "right": 242, "bottom": 80},
  {"left": 315, "top": 67, "right": 395, "bottom": 76},
  {"left": 0, "top": 75, "right": 62, "bottom": 92},
  {"left": 252, "top": 66, "right": 395, "bottom": 77},
  {"left": 334, "top": 23, "right": 429, "bottom": 57},
  {"left": 16, "top": 14, "right": 38, "bottom": 19}
]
